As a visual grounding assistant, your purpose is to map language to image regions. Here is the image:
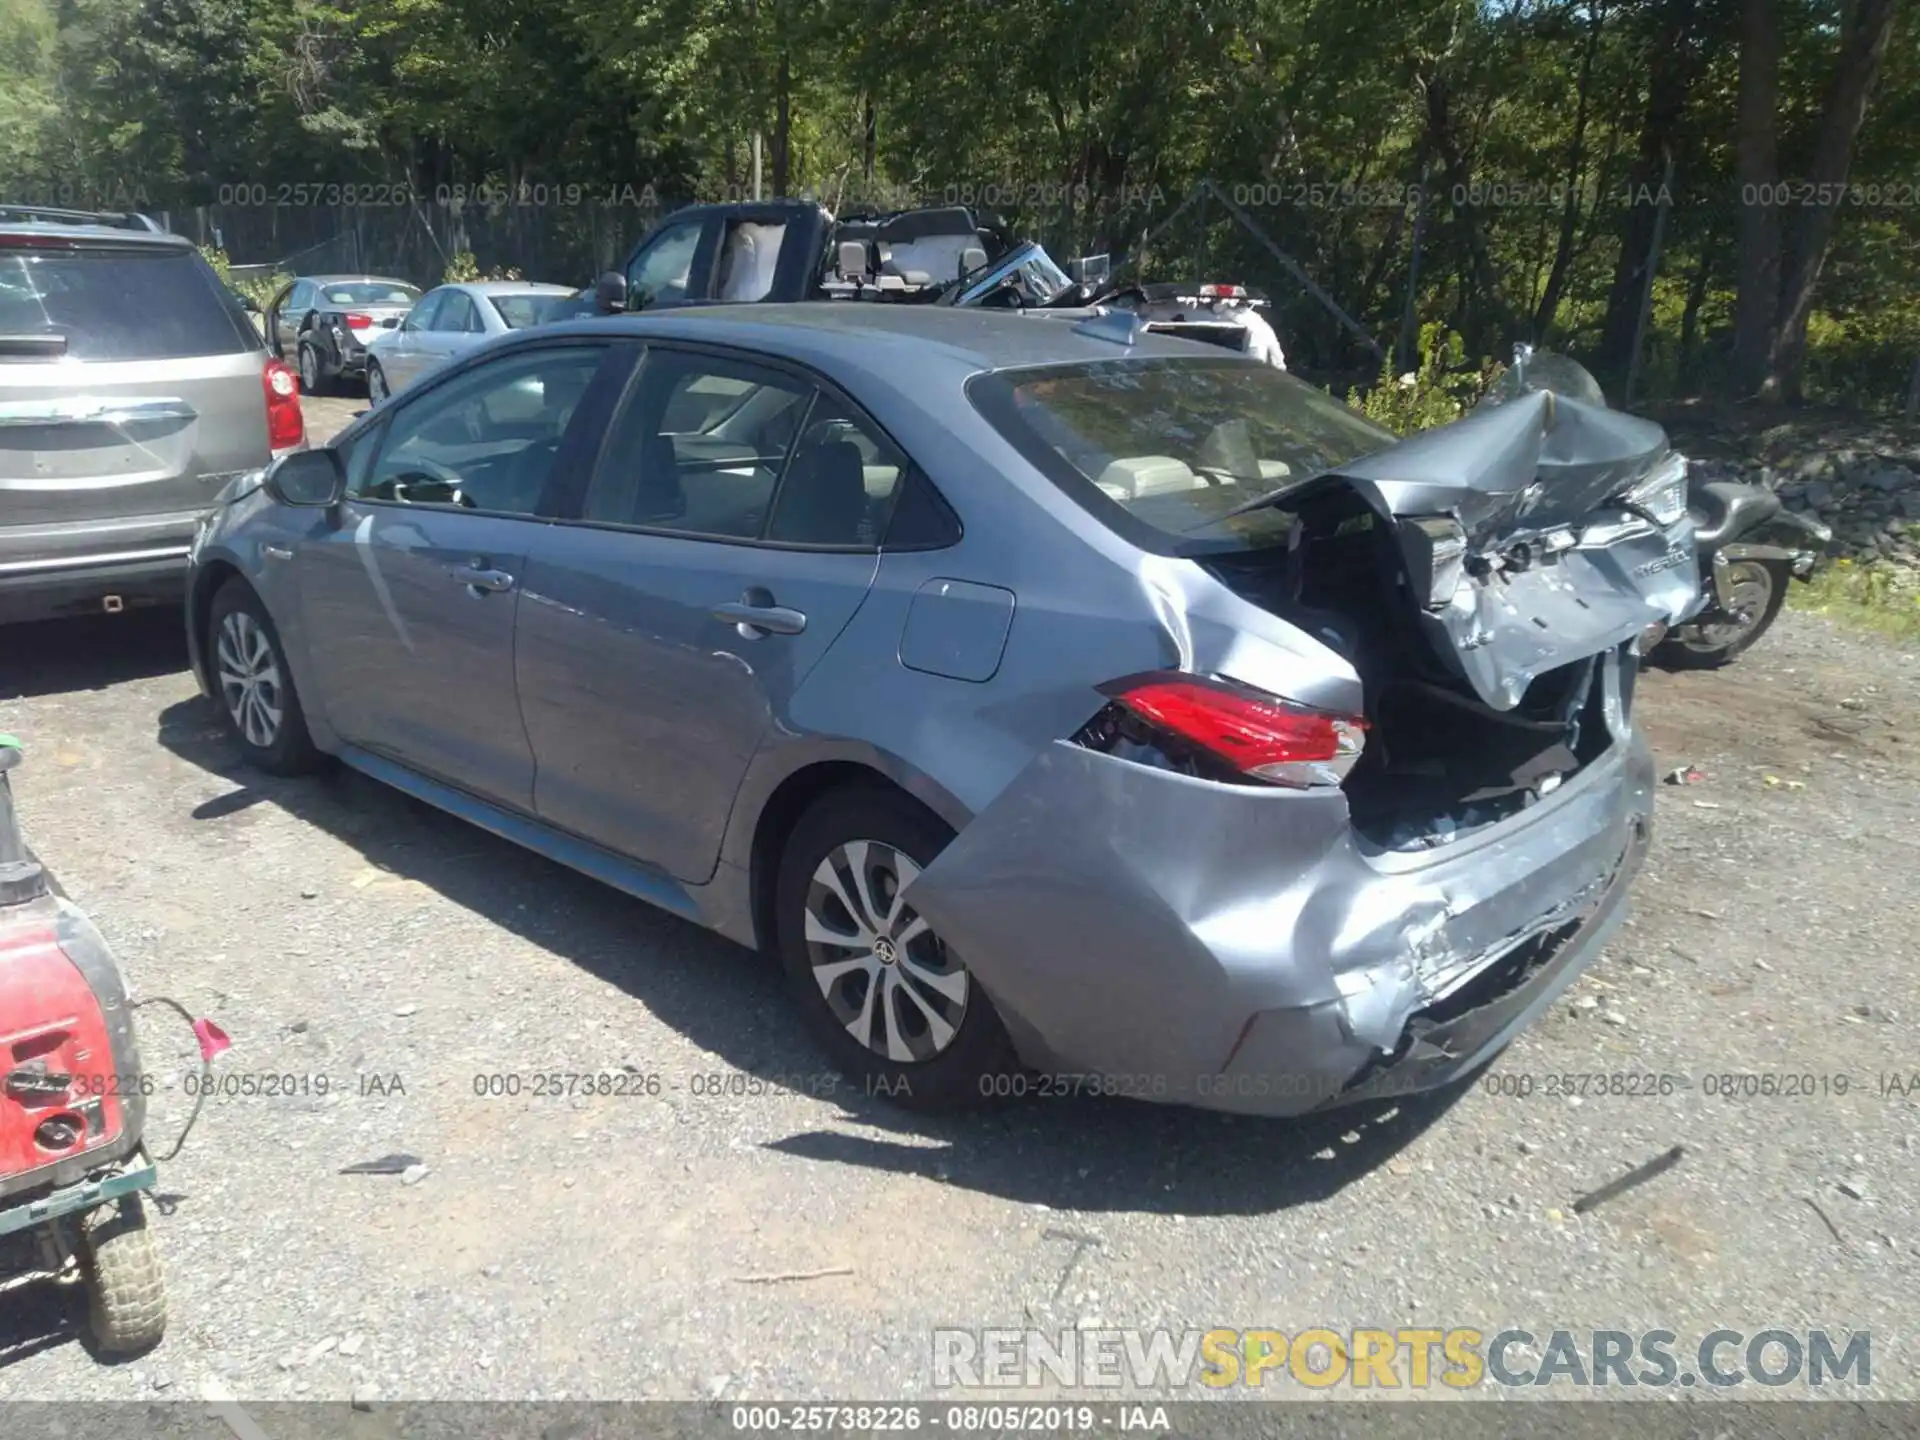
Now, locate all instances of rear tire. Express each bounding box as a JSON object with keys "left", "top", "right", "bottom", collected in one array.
[
  {"left": 1653, "top": 558, "right": 1790, "bottom": 669},
  {"left": 80, "top": 1194, "right": 166, "bottom": 1355},
  {"left": 208, "top": 579, "right": 323, "bottom": 776},
  {"left": 297, "top": 339, "right": 331, "bottom": 396},
  {"left": 774, "top": 787, "right": 1017, "bottom": 1110}
]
